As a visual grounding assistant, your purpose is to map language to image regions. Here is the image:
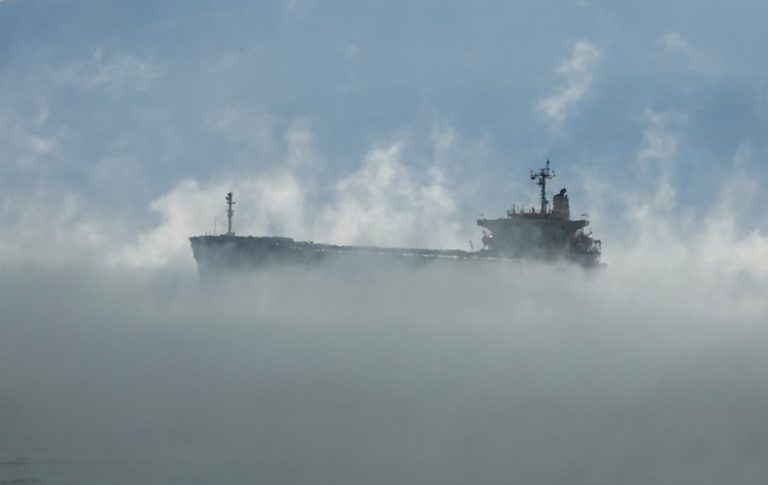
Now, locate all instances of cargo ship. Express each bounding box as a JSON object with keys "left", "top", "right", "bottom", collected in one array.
[{"left": 189, "top": 161, "right": 602, "bottom": 274}]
